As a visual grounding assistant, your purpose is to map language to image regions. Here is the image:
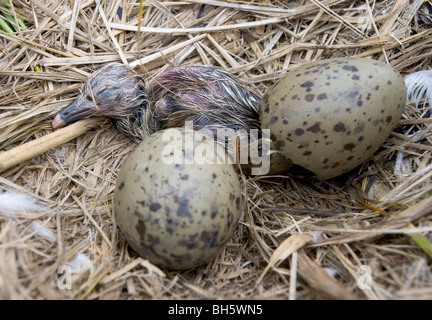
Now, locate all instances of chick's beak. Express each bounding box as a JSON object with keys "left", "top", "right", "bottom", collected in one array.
[
  {"left": 52, "top": 97, "right": 97, "bottom": 129},
  {"left": 52, "top": 113, "right": 67, "bottom": 129}
]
